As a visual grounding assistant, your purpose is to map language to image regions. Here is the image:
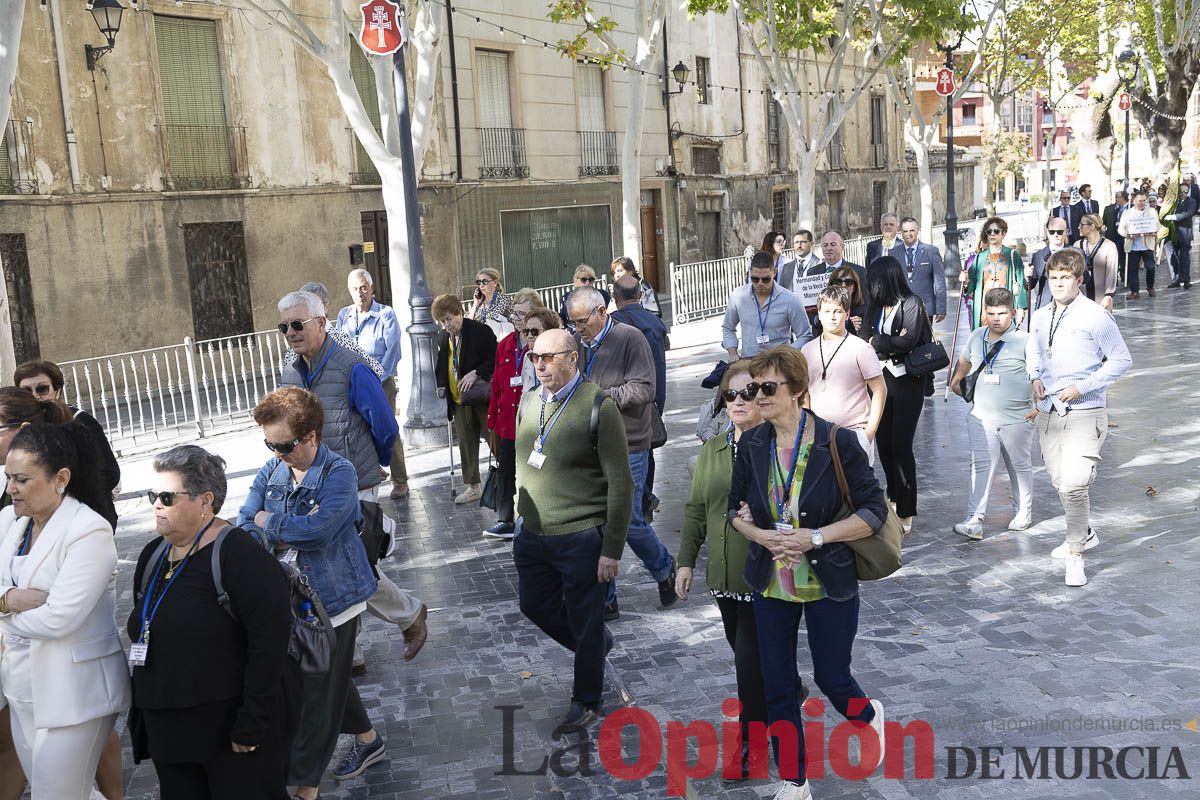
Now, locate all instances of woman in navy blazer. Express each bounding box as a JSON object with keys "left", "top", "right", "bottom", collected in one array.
[{"left": 728, "top": 346, "right": 887, "bottom": 800}]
